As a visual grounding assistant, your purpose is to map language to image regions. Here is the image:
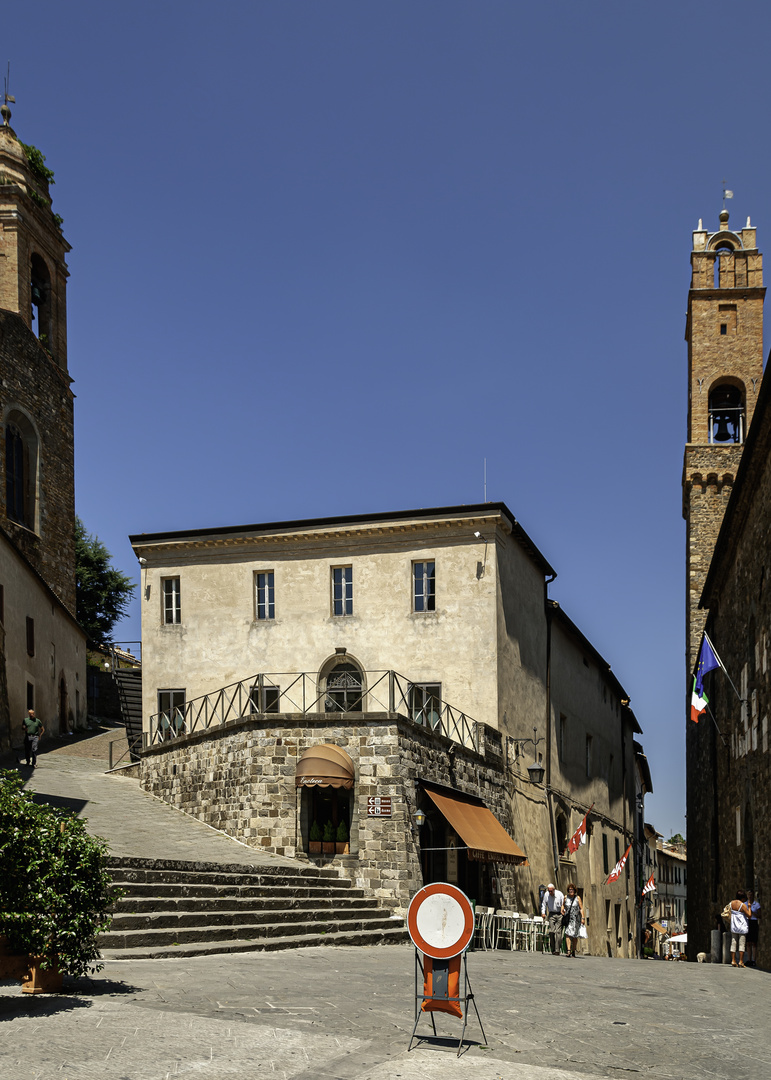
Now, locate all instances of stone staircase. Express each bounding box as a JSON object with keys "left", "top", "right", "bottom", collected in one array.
[{"left": 100, "top": 857, "right": 408, "bottom": 959}]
